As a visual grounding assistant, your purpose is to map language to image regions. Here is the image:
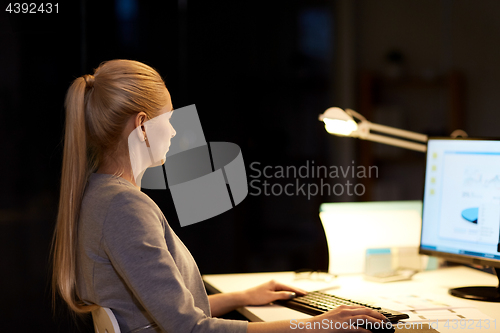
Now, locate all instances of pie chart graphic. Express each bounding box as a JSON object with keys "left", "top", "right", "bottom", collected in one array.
[{"left": 461, "top": 207, "right": 478, "bottom": 224}]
